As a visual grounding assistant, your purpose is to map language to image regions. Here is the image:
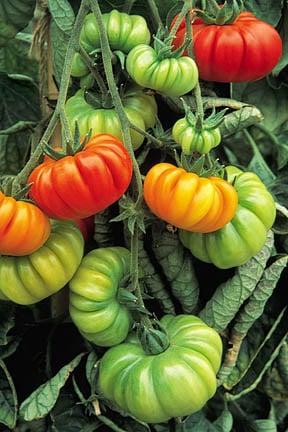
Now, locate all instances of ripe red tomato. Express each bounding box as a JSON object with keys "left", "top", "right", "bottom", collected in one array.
[
  {"left": 171, "top": 11, "right": 282, "bottom": 82},
  {"left": 28, "top": 134, "right": 133, "bottom": 220},
  {"left": 0, "top": 191, "right": 51, "bottom": 256}
]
